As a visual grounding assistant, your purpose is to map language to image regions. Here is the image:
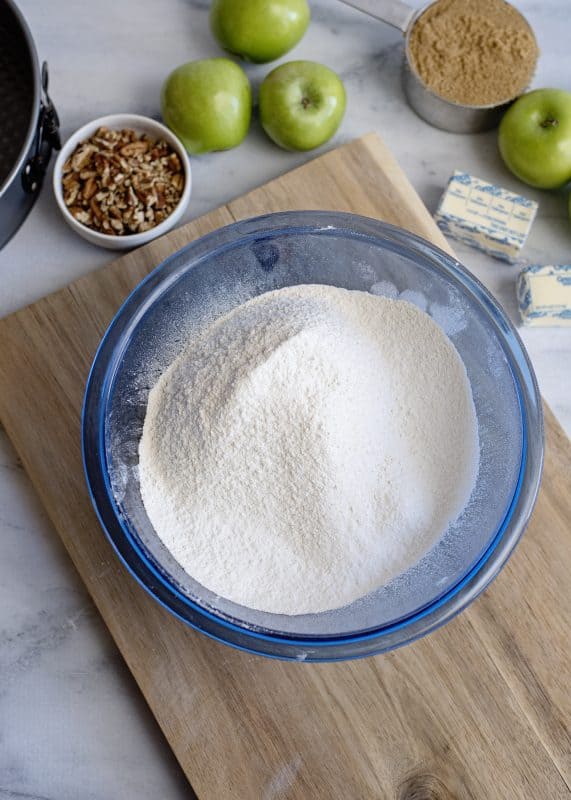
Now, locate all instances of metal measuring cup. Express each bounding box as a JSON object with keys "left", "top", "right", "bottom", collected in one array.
[{"left": 339, "top": 0, "right": 537, "bottom": 133}]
